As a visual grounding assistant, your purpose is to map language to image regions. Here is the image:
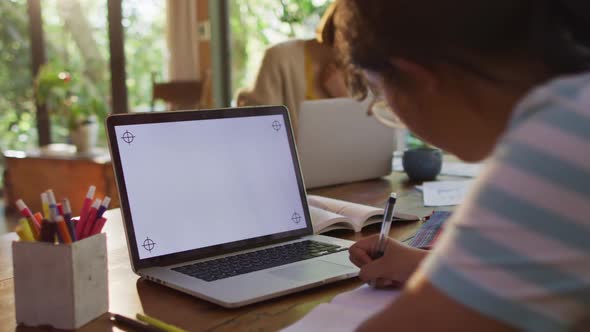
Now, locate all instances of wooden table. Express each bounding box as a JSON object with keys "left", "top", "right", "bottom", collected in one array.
[{"left": 0, "top": 173, "right": 422, "bottom": 332}]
